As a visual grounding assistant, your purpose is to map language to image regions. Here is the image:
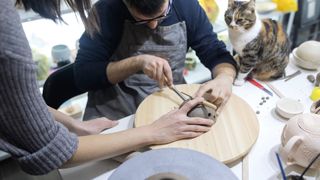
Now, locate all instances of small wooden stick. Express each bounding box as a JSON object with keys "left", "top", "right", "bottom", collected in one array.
[
  {"left": 180, "top": 91, "right": 217, "bottom": 110},
  {"left": 164, "top": 77, "right": 217, "bottom": 110},
  {"left": 242, "top": 155, "right": 249, "bottom": 180},
  {"left": 265, "top": 82, "right": 285, "bottom": 98},
  {"left": 202, "top": 100, "right": 217, "bottom": 110}
]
